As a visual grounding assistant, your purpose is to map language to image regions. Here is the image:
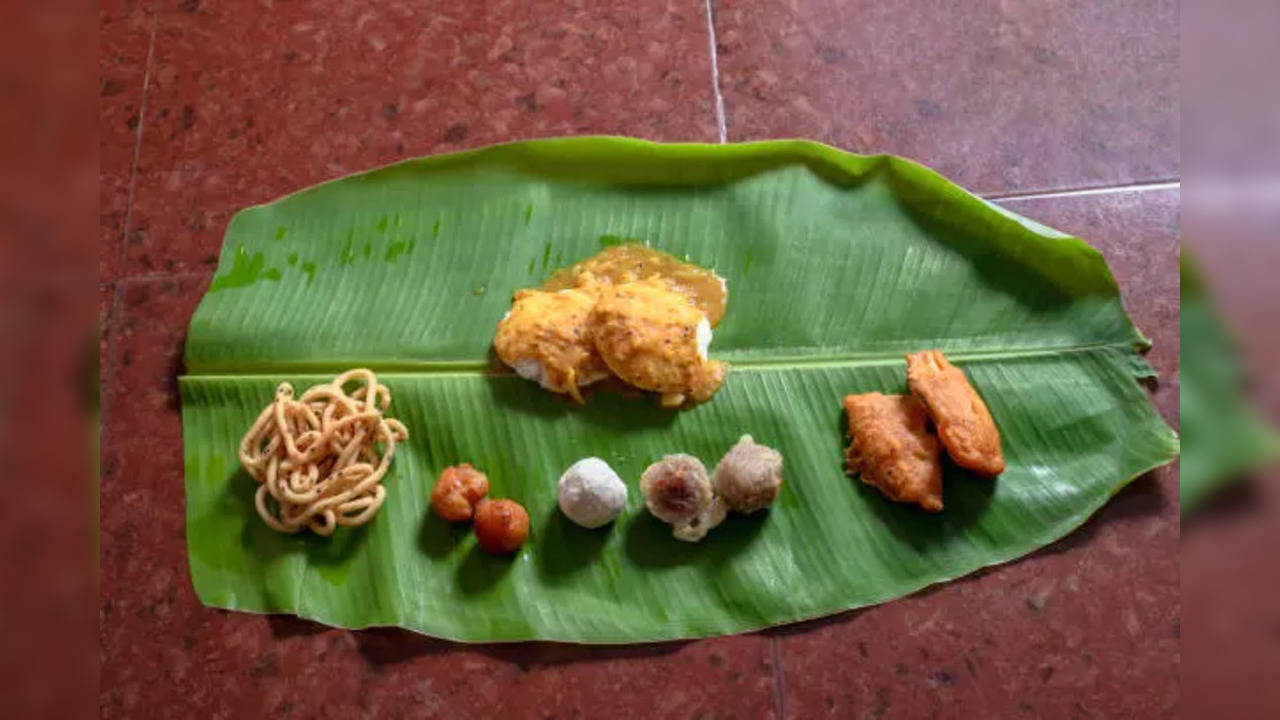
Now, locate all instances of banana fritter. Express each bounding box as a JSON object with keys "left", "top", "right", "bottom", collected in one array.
[
  {"left": 906, "top": 350, "right": 1004, "bottom": 477},
  {"left": 843, "top": 392, "right": 944, "bottom": 512}
]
